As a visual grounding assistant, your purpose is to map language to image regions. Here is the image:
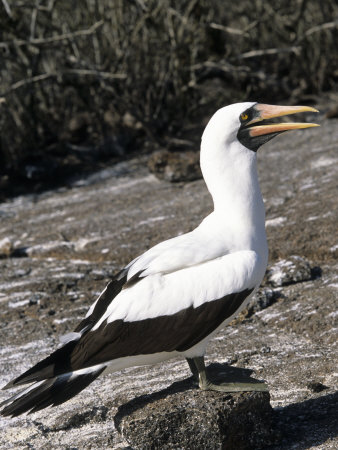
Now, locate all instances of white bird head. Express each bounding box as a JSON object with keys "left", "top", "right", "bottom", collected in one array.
[
  {"left": 202, "top": 102, "right": 319, "bottom": 153},
  {"left": 200, "top": 102, "right": 319, "bottom": 215}
]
